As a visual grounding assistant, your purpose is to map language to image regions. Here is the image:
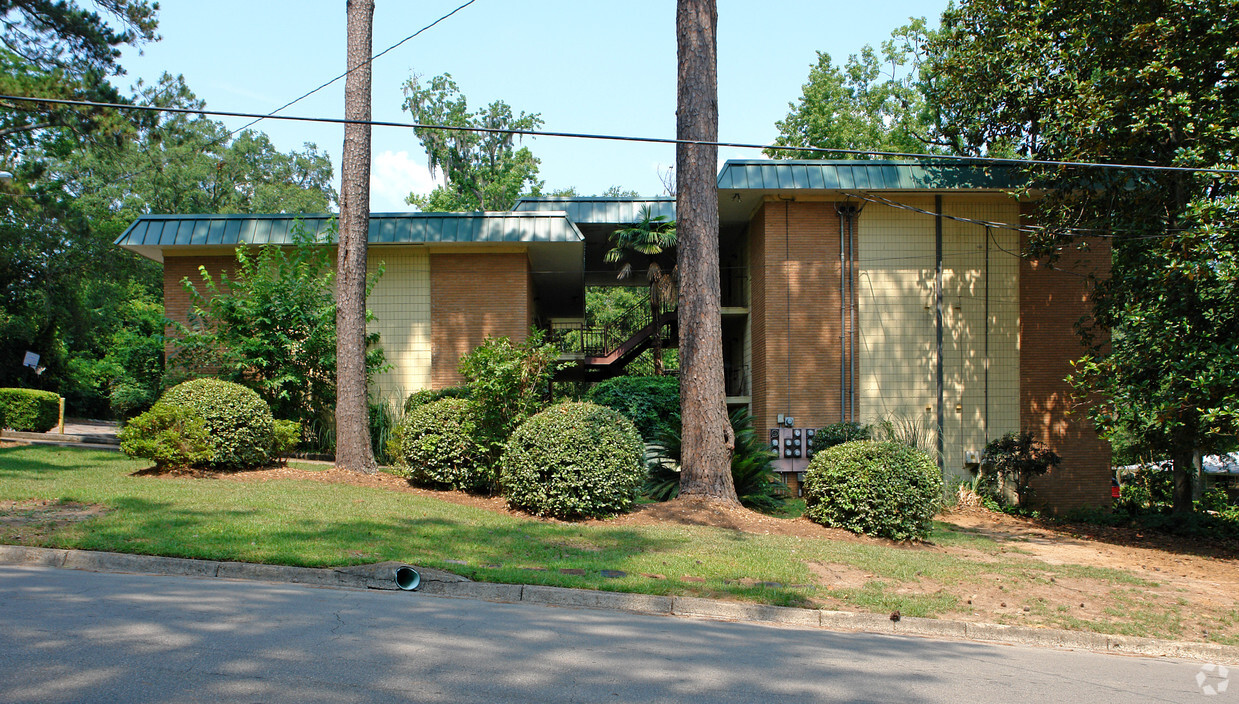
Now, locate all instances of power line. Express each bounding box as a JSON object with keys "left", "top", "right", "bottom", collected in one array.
[
  {"left": 7, "top": 93, "right": 1239, "bottom": 177},
  {"left": 228, "top": 0, "right": 478, "bottom": 137}
]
